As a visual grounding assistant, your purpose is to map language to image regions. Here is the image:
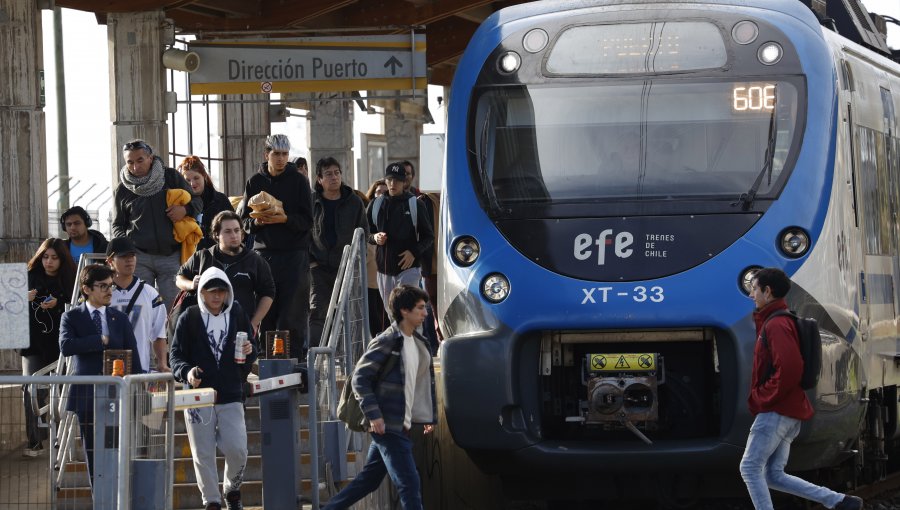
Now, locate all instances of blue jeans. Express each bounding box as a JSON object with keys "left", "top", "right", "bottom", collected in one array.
[
  {"left": 323, "top": 431, "right": 422, "bottom": 510},
  {"left": 739, "top": 412, "right": 843, "bottom": 509}
]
